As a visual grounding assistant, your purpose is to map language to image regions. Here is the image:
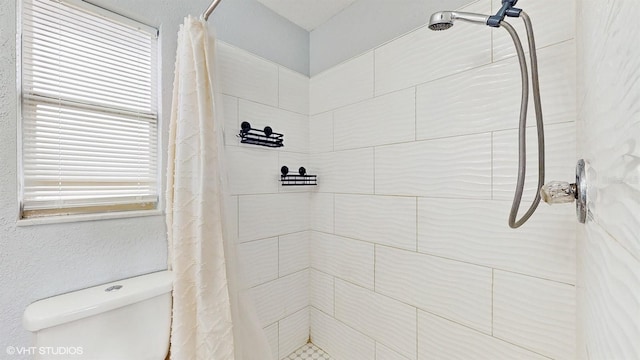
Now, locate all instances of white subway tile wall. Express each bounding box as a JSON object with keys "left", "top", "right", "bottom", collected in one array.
[
  {"left": 221, "top": 0, "right": 578, "bottom": 356},
  {"left": 491, "top": 0, "right": 576, "bottom": 61},
  {"left": 239, "top": 193, "right": 310, "bottom": 242},
  {"left": 309, "top": 193, "right": 334, "bottom": 233},
  {"left": 578, "top": 1, "right": 640, "bottom": 356},
  {"left": 418, "top": 197, "right": 575, "bottom": 284},
  {"left": 310, "top": 148, "right": 374, "bottom": 194},
  {"left": 373, "top": 0, "right": 492, "bottom": 97},
  {"left": 264, "top": 323, "right": 280, "bottom": 360},
  {"left": 278, "top": 67, "right": 310, "bottom": 115},
  {"left": 309, "top": 269, "right": 334, "bottom": 316},
  {"left": 334, "top": 279, "right": 417, "bottom": 359},
  {"left": 279, "top": 232, "right": 311, "bottom": 277},
  {"left": 309, "top": 112, "right": 334, "bottom": 153},
  {"left": 417, "top": 311, "right": 549, "bottom": 360},
  {"left": 375, "top": 133, "right": 493, "bottom": 199},
  {"left": 334, "top": 194, "right": 417, "bottom": 251},
  {"left": 279, "top": 308, "right": 312, "bottom": 358},
  {"left": 310, "top": 52, "right": 374, "bottom": 115},
  {"left": 333, "top": 88, "right": 416, "bottom": 151},
  {"left": 310, "top": 232, "right": 375, "bottom": 290},
  {"left": 237, "top": 237, "right": 279, "bottom": 288},
  {"left": 375, "top": 343, "right": 411, "bottom": 360},
  {"left": 493, "top": 271, "right": 576, "bottom": 359},
  {"left": 218, "top": 42, "right": 312, "bottom": 357},
  {"left": 251, "top": 269, "right": 309, "bottom": 328},
  {"left": 375, "top": 246, "right": 493, "bottom": 334},
  {"left": 310, "top": 308, "right": 376, "bottom": 360},
  {"left": 218, "top": 42, "right": 279, "bottom": 107},
  {"left": 307, "top": 0, "right": 577, "bottom": 359}
]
